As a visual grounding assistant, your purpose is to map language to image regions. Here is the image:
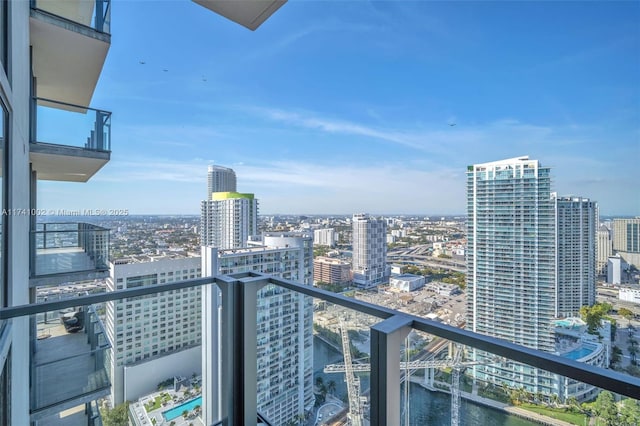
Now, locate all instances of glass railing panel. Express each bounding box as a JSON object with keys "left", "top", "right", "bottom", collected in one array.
[
  {"left": 32, "top": 304, "right": 110, "bottom": 412},
  {"left": 404, "top": 337, "right": 640, "bottom": 426},
  {"left": 31, "top": 0, "right": 111, "bottom": 34},
  {"left": 311, "top": 298, "right": 378, "bottom": 426},
  {"left": 31, "top": 222, "right": 110, "bottom": 277},
  {"left": 32, "top": 97, "right": 111, "bottom": 152},
  {"left": 1, "top": 274, "right": 638, "bottom": 425}
]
